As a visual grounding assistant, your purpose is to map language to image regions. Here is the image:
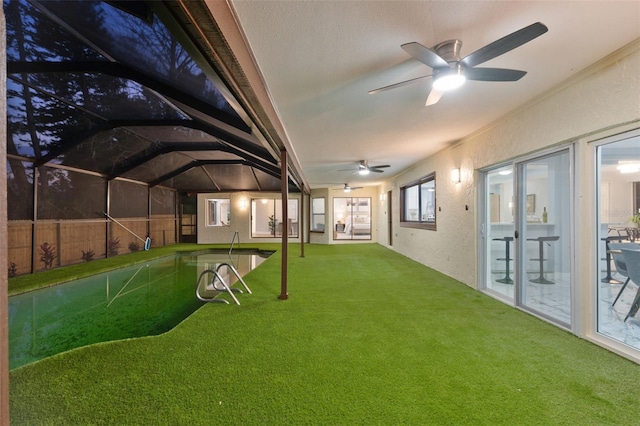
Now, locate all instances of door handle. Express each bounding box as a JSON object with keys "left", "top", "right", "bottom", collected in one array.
[{"left": 514, "top": 230, "right": 519, "bottom": 239}]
